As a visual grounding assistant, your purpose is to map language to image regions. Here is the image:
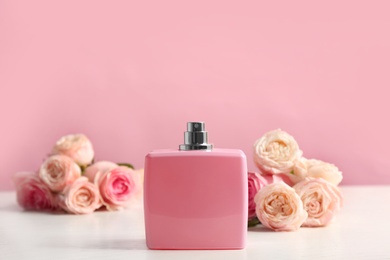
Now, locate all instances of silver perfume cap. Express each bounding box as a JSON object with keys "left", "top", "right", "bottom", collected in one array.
[{"left": 179, "top": 122, "right": 213, "bottom": 151}]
